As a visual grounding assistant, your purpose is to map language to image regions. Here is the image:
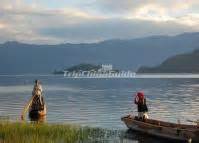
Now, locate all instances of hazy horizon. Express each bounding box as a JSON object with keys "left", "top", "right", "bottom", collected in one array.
[{"left": 1, "top": 31, "right": 199, "bottom": 45}]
